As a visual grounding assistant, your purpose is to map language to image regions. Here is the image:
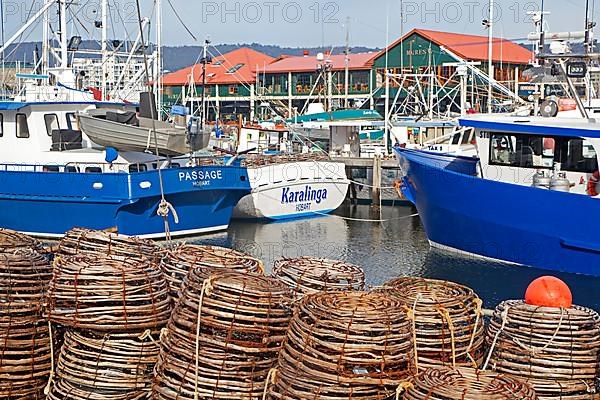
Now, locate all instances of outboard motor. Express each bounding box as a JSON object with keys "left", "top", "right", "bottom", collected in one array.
[{"left": 186, "top": 117, "right": 211, "bottom": 152}]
